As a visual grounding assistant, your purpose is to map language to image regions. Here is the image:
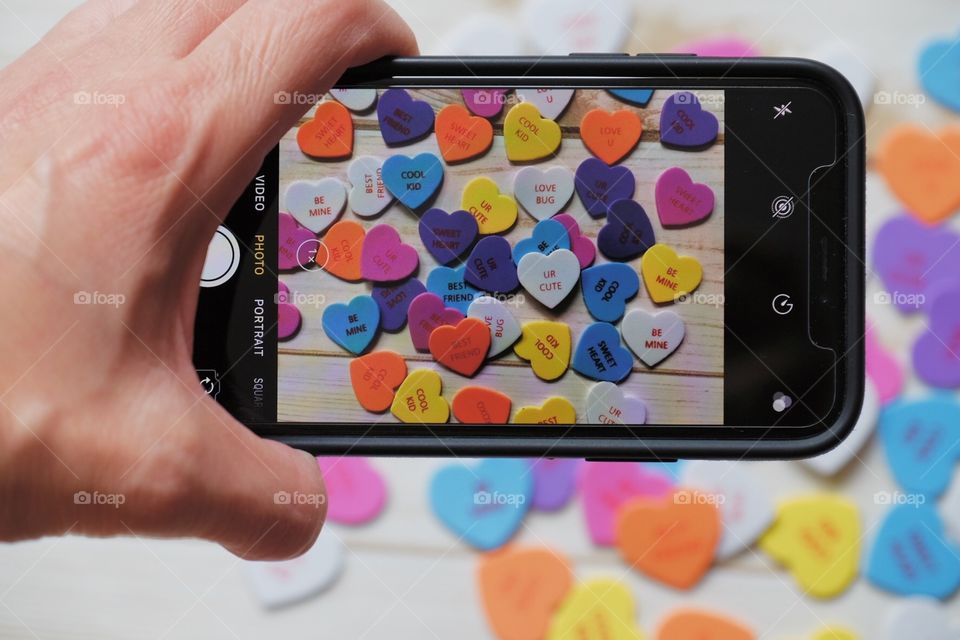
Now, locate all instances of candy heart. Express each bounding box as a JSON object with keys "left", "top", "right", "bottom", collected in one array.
[
  {"left": 580, "top": 108, "right": 643, "bottom": 165},
  {"left": 316, "top": 220, "right": 364, "bottom": 281},
  {"left": 574, "top": 158, "right": 636, "bottom": 218},
  {"left": 513, "top": 321, "right": 572, "bottom": 381},
  {"left": 418, "top": 208, "right": 479, "bottom": 265},
  {"left": 278, "top": 213, "right": 317, "bottom": 271},
  {"left": 572, "top": 322, "right": 633, "bottom": 382},
  {"left": 243, "top": 533, "right": 344, "bottom": 608},
  {"left": 919, "top": 35, "right": 960, "bottom": 114},
  {"left": 461, "top": 176, "right": 519, "bottom": 235},
  {"left": 524, "top": 0, "right": 633, "bottom": 55},
  {"left": 803, "top": 378, "right": 879, "bottom": 476},
  {"left": 371, "top": 277, "right": 426, "bottom": 332},
  {"left": 529, "top": 459, "right": 581, "bottom": 511},
  {"left": 435, "top": 104, "right": 494, "bottom": 163},
  {"left": 321, "top": 294, "right": 380, "bottom": 354},
  {"left": 517, "top": 249, "right": 581, "bottom": 309},
  {"left": 660, "top": 91, "right": 719, "bottom": 150},
  {"left": 329, "top": 87, "right": 377, "bottom": 112},
  {"left": 759, "top": 494, "right": 860, "bottom": 598},
  {"left": 316, "top": 457, "right": 387, "bottom": 524},
  {"left": 360, "top": 224, "right": 419, "bottom": 282},
  {"left": 512, "top": 218, "right": 570, "bottom": 263},
  {"left": 284, "top": 179, "right": 347, "bottom": 234},
  {"left": 515, "top": 88, "right": 575, "bottom": 120},
  {"left": 879, "top": 395, "right": 960, "bottom": 498},
  {"left": 429, "top": 458, "right": 532, "bottom": 550},
  {"left": 882, "top": 597, "right": 960, "bottom": 640},
  {"left": 407, "top": 292, "right": 465, "bottom": 352},
  {"left": 579, "top": 461, "right": 673, "bottom": 546},
  {"left": 296, "top": 101, "right": 353, "bottom": 159},
  {"left": 811, "top": 628, "right": 858, "bottom": 640},
  {"left": 452, "top": 386, "right": 512, "bottom": 423},
  {"left": 461, "top": 88, "right": 510, "bottom": 118},
  {"left": 382, "top": 152, "right": 444, "bottom": 210},
  {"left": 655, "top": 167, "right": 715, "bottom": 227},
  {"left": 583, "top": 381, "right": 647, "bottom": 425},
  {"left": 546, "top": 579, "right": 641, "bottom": 640},
  {"left": 616, "top": 489, "right": 720, "bottom": 589},
  {"left": 467, "top": 296, "right": 522, "bottom": 357},
  {"left": 866, "top": 324, "right": 903, "bottom": 404},
  {"left": 376, "top": 88, "right": 434, "bottom": 145},
  {"left": 465, "top": 236, "right": 519, "bottom": 293},
  {"left": 622, "top": 308, "right": 685, "bottom": 366},
  {"left": 597, "top": 199, "right": 656, "bottom": 261},
  {"left": 876, "top": 126, "right": 960, "bottom": 224},
  {"left": 514, "top": 397, "right": 576, "bottom": 424},
  {"left": 390, "top": 368, "right": 449, "bottom": 423},
  {"left": 503, "top": 102, "right": 562, "bottom": 162},
  {"left": 425, "top": 265, "right": 481, "bottom": 314},
  {"left": 429, "top": 317, "right": 491, "bottom": 377},
  {"left": 349, "top": 350, "right": 407, "bottom": 412},
  {"left": 278, "top": 301, "right": 301, "bottom": 341},
  {"left": 553, "top": 214, "right": 596, "bottom": 268},
  {"left": 914, "top": 286, "right": 960, "bottom": 388},
  {"left": 673, "top": 36, "right": 757, "bottom": 57},
  {"left": 513, "top": 166, "right": 575, "bottom": 221},
  {"left": 866, "top": 504, "right": 960, "bottom": 599},
  {"left": 347, "top": 155, "right": 393, "bottom": 218},
  {"left": 656, "top": 609, "right": 754, "bottom": 640},
  {"left": 680, "top": 460, "right": 776, "bottom": 560},
  {"left": 641, "top": 244, "right": 703, "bottom": 304},
  {"left": 607, "top": 89, "right": 654, "bottom": 107},
  {"left": 478, "top": 547, "right": 573, "bottom": 640},
  {"left": 580, "top": 263, "right": 640, "bottom": 322}
]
